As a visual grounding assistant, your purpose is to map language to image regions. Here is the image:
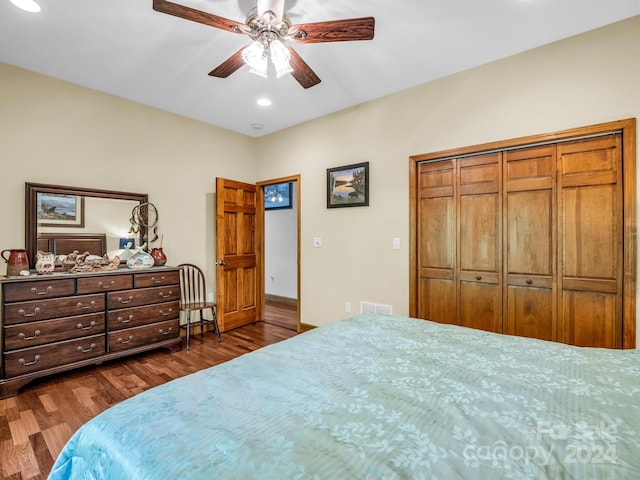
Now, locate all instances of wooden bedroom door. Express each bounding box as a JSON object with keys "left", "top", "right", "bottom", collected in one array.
[
  {"left": 215, "top": 178, "right": 259, "bottom": 332},
  {"left": 557, "top": 135, "right": 623, "bottom": 348},
  {"left": 503, "top": 145, "right": 557, "bottom": 341}
]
